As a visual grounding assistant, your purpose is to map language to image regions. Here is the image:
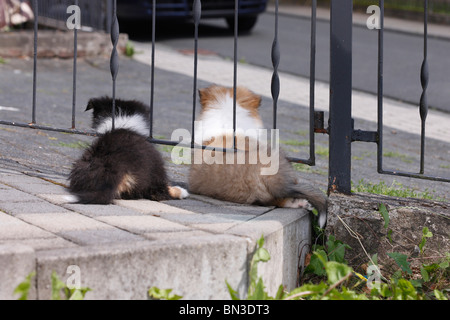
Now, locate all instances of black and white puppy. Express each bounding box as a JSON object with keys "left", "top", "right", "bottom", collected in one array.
[{"left": 68, "top": 97, "right": 188, "bottom": 204}]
